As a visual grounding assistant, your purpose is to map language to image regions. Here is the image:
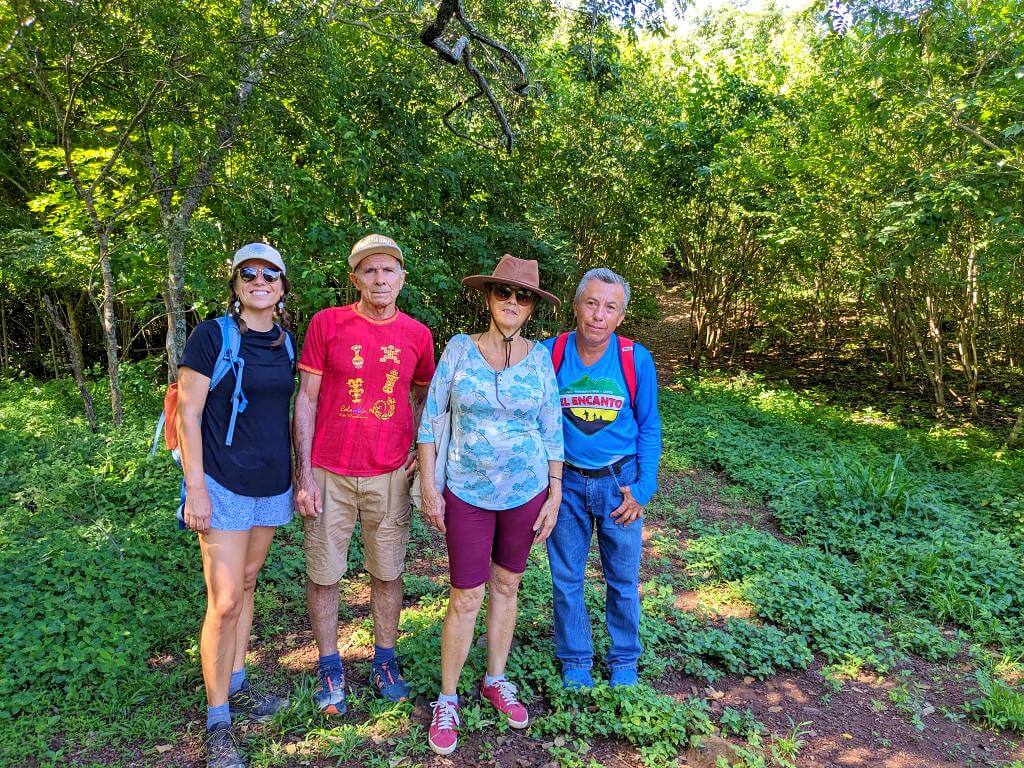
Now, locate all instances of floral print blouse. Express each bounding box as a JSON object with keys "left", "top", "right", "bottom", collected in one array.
[{"left": 417, "top": 334, "right": 564, "bottom": 510}]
